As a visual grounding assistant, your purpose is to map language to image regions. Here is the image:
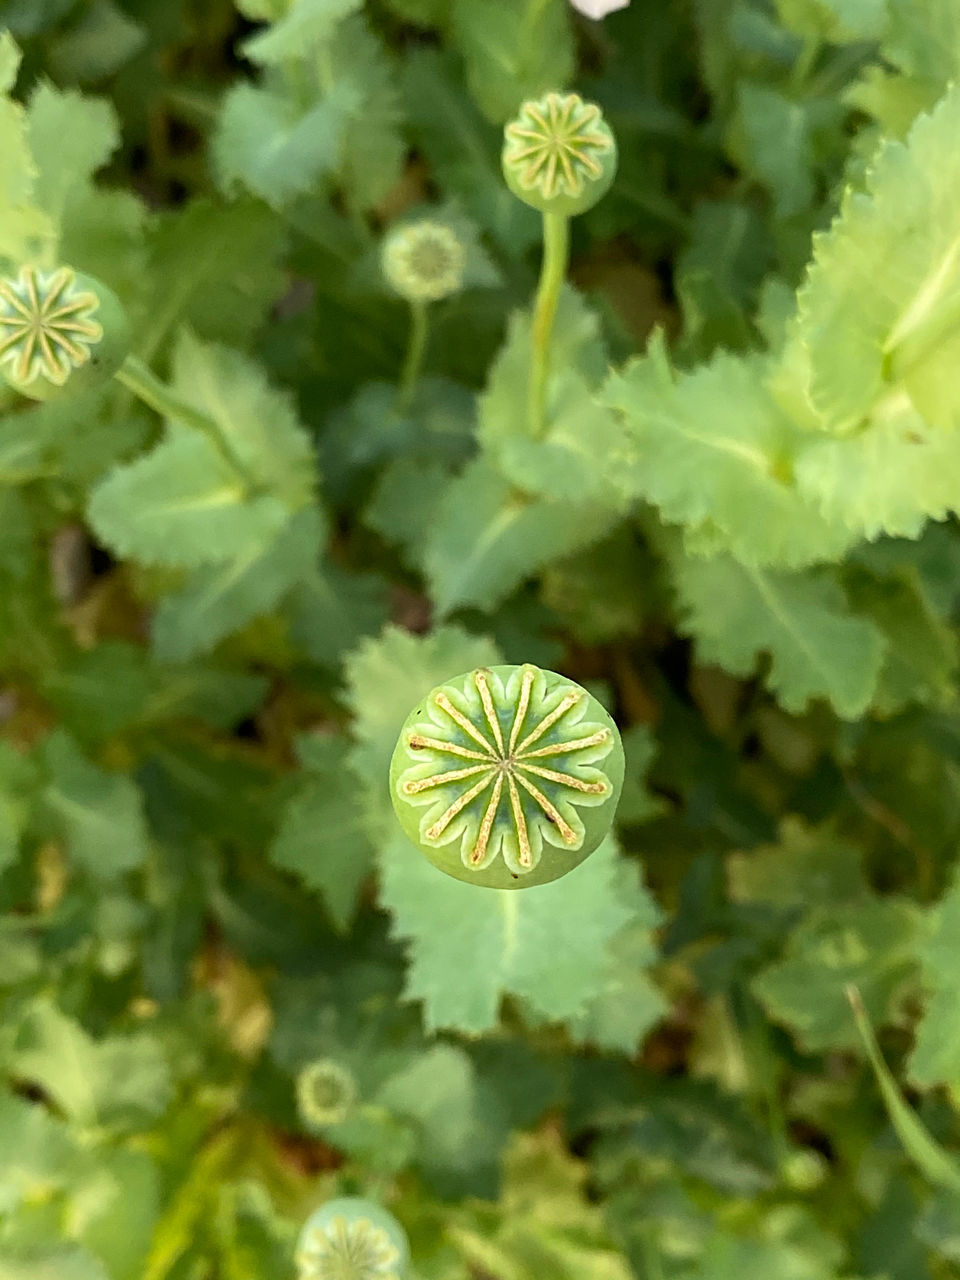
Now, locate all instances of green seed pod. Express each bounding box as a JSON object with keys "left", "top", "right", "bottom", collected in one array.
[
  {"left": 381, "top": 219, "right": 466, "bottom": 304},
  {"left": 502, "top": 91, "right": 618, "bottom": 217},
  {"left": 390, "top": 663, "right": 624, "bottom": 889},
  {"left": 0, "top": 265, "right": 131, "bottom": 402},
  {"left": 297, "top": 1059, "right": 358, "bottom": 1127},
  {"left": 296, "top": 1197, "right": 409, "bottom": 1280},
  {"left": 781, "top": 1149, "right": 828, "bottom": 1192}
]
